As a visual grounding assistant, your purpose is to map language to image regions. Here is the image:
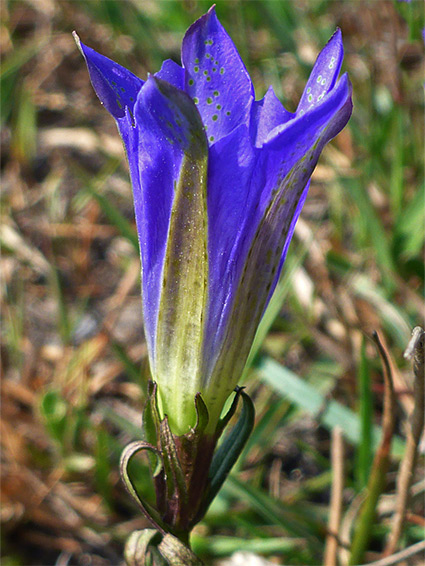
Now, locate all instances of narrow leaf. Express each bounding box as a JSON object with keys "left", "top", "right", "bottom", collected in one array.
[{"left": 259, "top": 357, "right": 405, "bottom": 458}]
